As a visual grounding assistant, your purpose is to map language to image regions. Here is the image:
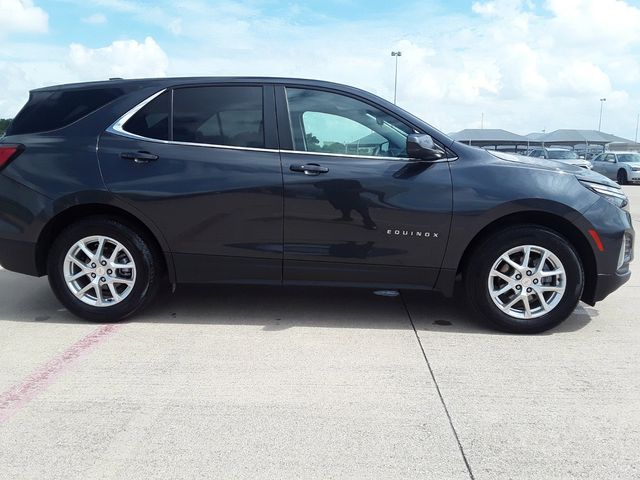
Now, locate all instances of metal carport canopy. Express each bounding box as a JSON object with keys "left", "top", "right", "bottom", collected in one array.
[
  {"left": 449, "top": 128, "right": 535, "bottom": 147},
  {"left": 540, "top": 129, "right": 632, "bottom": 146}
]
